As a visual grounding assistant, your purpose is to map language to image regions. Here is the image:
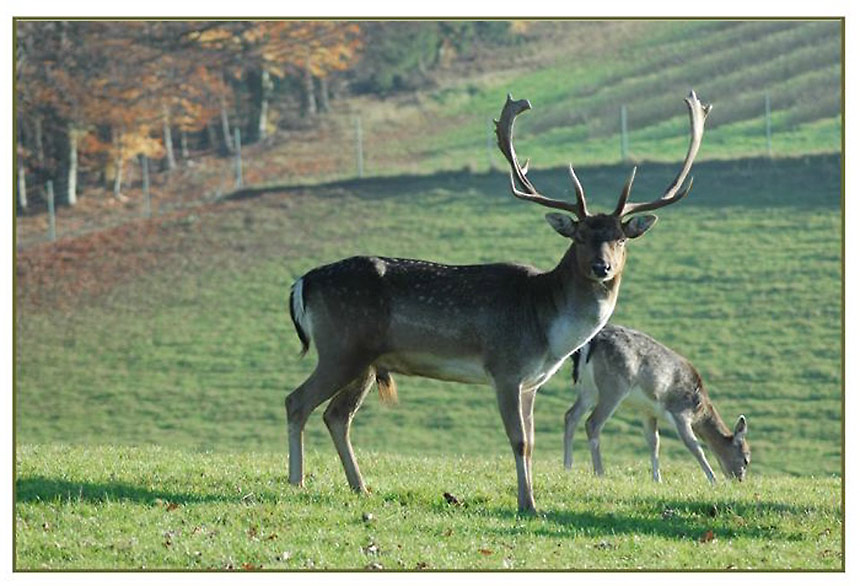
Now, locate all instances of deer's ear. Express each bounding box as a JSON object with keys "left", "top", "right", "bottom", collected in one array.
[
  {"left": 622, "top": 214, "right": 658, "bottom": 239},
  {"left": 545, "top": 213, "right": 578, "bottom": 238},
  {"left": 733, "top": 415, "right": 748, "bottom": 443}
]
